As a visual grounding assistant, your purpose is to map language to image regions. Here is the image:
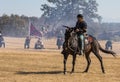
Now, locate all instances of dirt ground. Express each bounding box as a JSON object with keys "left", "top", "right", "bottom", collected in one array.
[{"left": 0, "top": 37, "right": 120, "bottom": 82}]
